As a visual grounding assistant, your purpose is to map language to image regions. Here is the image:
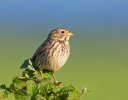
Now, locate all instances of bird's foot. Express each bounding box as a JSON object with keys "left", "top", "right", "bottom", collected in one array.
[{"left": 54, "top": 80, "right": 62, "bottom": 86}]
